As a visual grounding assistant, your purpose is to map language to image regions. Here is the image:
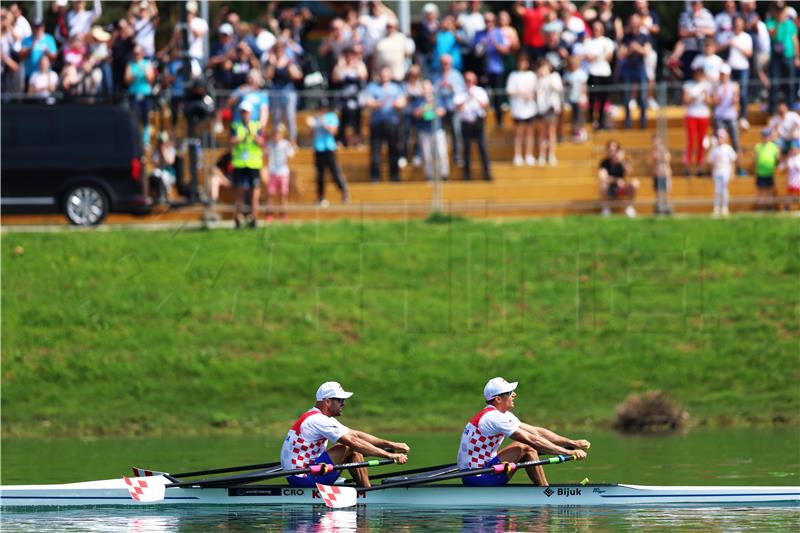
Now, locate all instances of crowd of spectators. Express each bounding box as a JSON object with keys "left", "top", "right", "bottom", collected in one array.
[{"left": 2, "top": 0, "right": 799, "bottom": 207}]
